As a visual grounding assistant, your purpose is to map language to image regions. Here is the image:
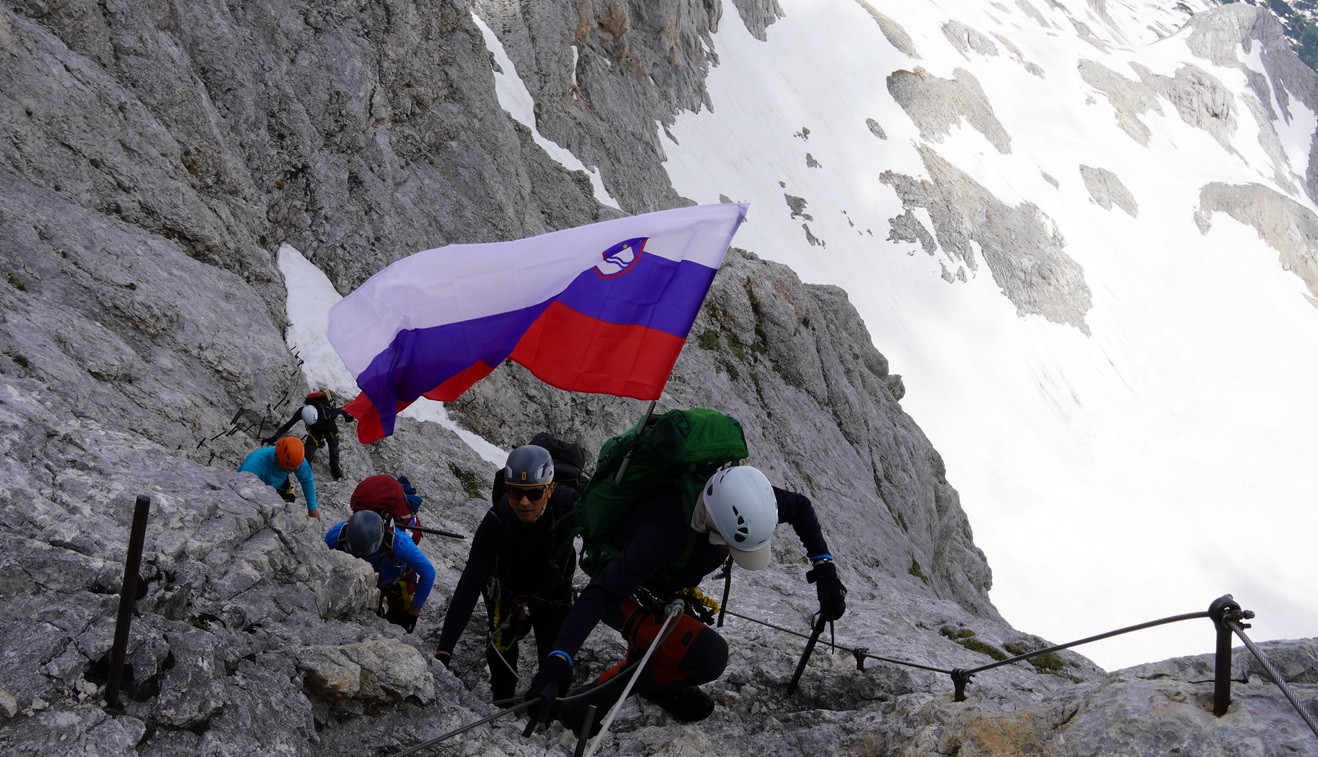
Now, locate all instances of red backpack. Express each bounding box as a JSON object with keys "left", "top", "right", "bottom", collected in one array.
[{"left": 351, "top": 475, "right": 423, "bottom": 544}]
